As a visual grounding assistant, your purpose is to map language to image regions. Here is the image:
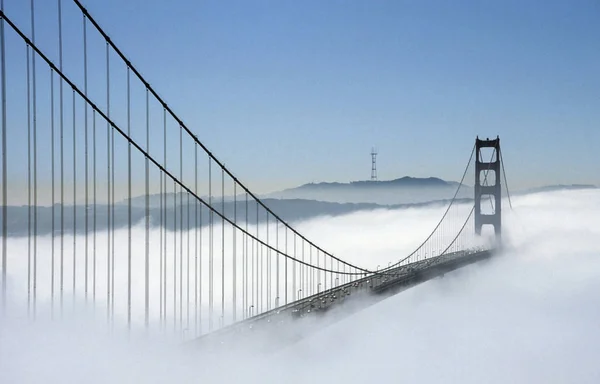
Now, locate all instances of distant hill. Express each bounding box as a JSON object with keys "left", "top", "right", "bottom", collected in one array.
[
  {"left": 1, "top": 181, "right": 594, "bottom": 237},
  {"left": 291, "top": 176, "right": 460, "bottom": 190},
  {"left": 265, "top": 176, "right": 470, "bottom": 205},
  {"left": 117, "top": 176, "right": 470, "bottom": 207}
]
